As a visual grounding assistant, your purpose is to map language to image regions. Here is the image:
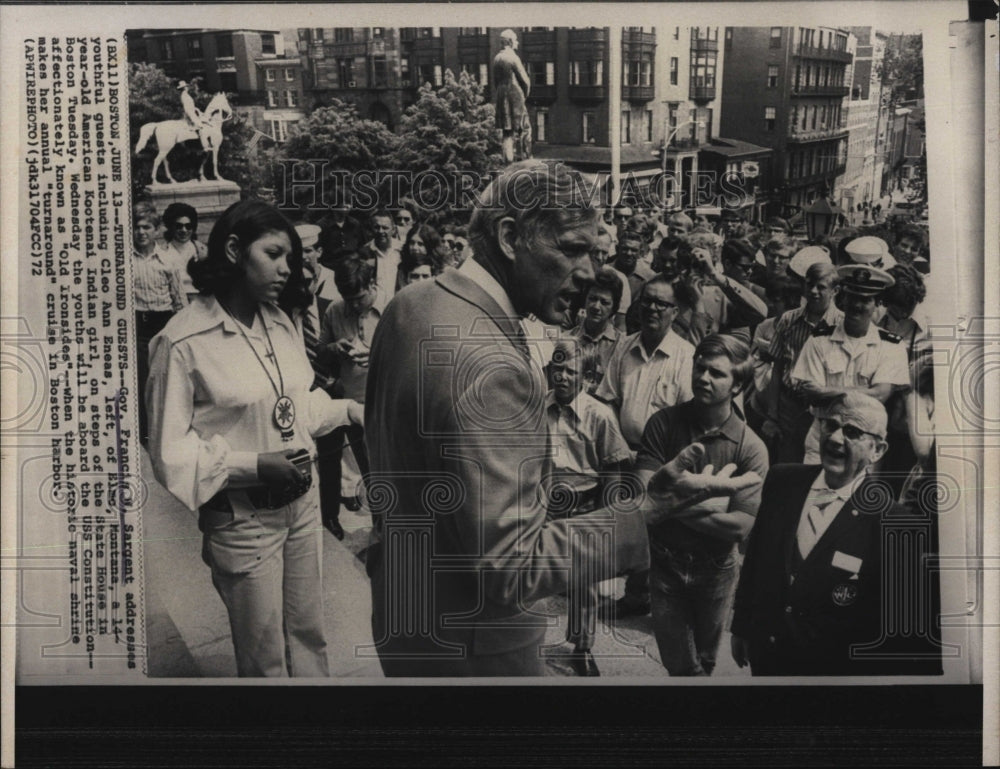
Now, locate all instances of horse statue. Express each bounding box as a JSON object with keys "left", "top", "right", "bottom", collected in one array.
[{"left": 134, "top": 92, "right": 233, "bottom": 184}]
